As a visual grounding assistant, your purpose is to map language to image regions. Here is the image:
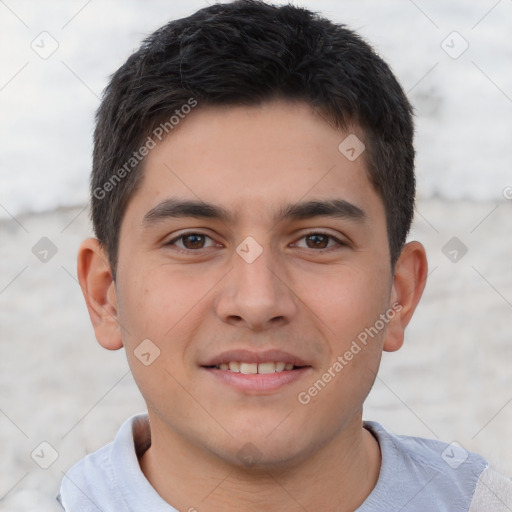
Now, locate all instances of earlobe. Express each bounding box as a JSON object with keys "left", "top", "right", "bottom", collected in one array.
[
  {"left": 383, "top": 241, "right": 428, "bottom": 352},
  {"left": 77, "top": 238, "right": 123, "bottom": 351}
]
